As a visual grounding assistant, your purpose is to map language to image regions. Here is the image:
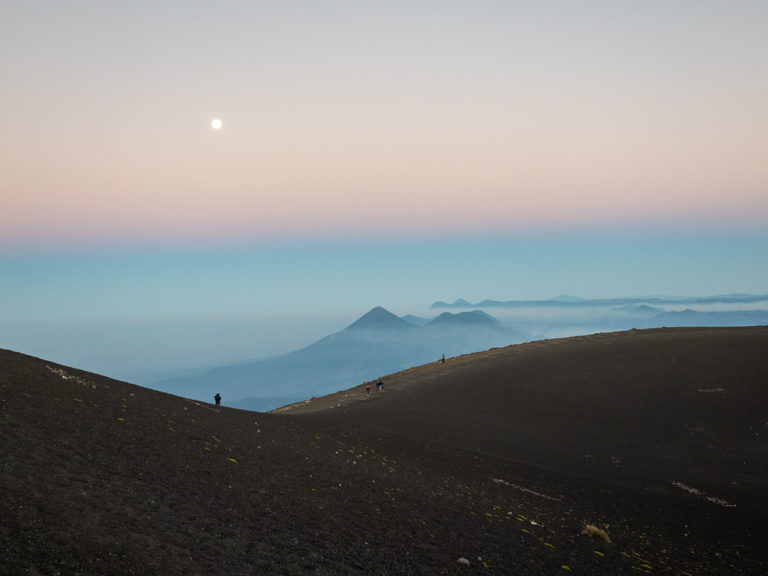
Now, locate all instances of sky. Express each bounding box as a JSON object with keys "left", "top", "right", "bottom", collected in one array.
[{"left": 2, "top": 1, "right": 767, "bottom": 380}]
